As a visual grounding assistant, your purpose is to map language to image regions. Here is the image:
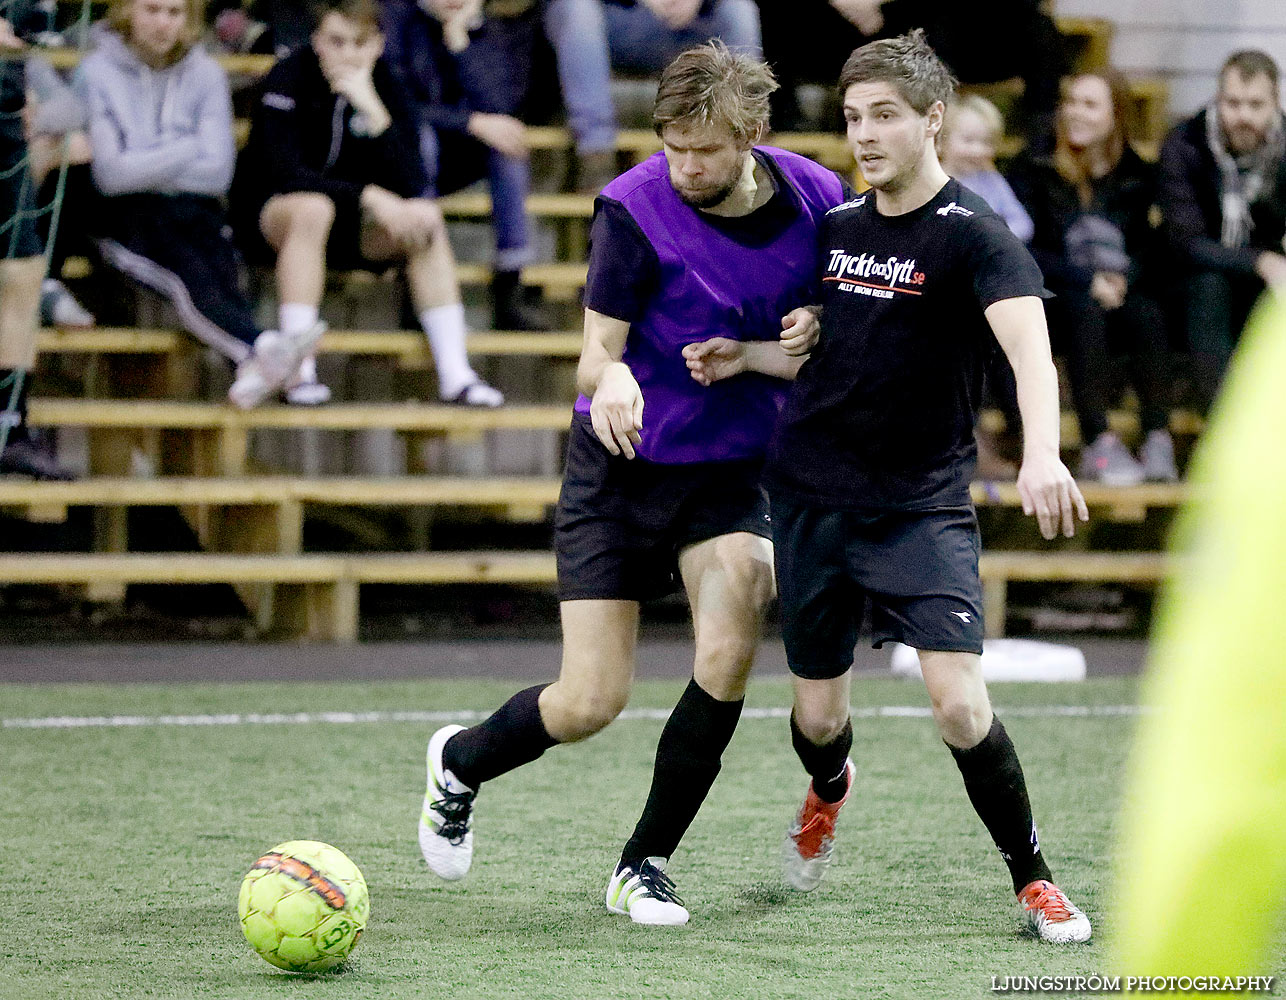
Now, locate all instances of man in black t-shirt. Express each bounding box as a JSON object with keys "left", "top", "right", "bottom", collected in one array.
[{"left": 690, "top": 31, "right": 1093, "bottom": 942}]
